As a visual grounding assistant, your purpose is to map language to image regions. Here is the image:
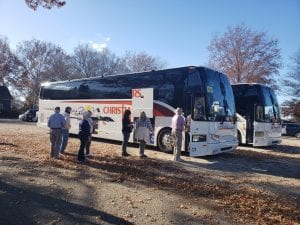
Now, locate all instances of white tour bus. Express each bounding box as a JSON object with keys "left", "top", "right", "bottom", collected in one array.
[
  {"left": 232, "top": 83, "right": 282, "bottom": 146},
  {"left": 38, "top": 66, "right": 238, "bottom": 156}
]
